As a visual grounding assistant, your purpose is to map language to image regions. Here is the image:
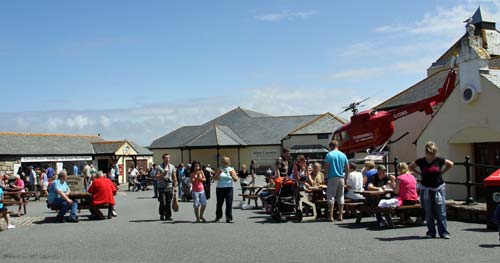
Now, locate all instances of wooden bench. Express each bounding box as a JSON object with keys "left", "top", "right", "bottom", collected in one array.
[
  {"left": 51, "top": 203, "right": 111, "bottom": 220},
  {"left": 2, "top": 199, "right": 28, "bottom": 216},
  {"left": 239, "top": 194, "right": 260, "bottom": 208}
]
